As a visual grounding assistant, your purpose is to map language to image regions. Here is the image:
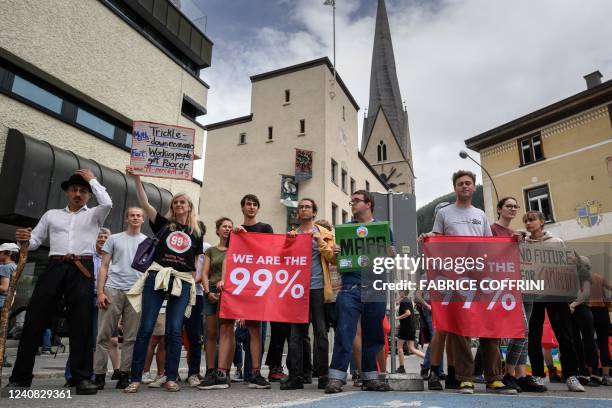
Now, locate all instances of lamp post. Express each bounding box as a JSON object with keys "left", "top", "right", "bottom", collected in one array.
[
  {"left": 459, "top": 150, "right": 499, "bottom": 204},
  {"left": 323, "top": 0, "right": 336, "bottom": 83}
]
